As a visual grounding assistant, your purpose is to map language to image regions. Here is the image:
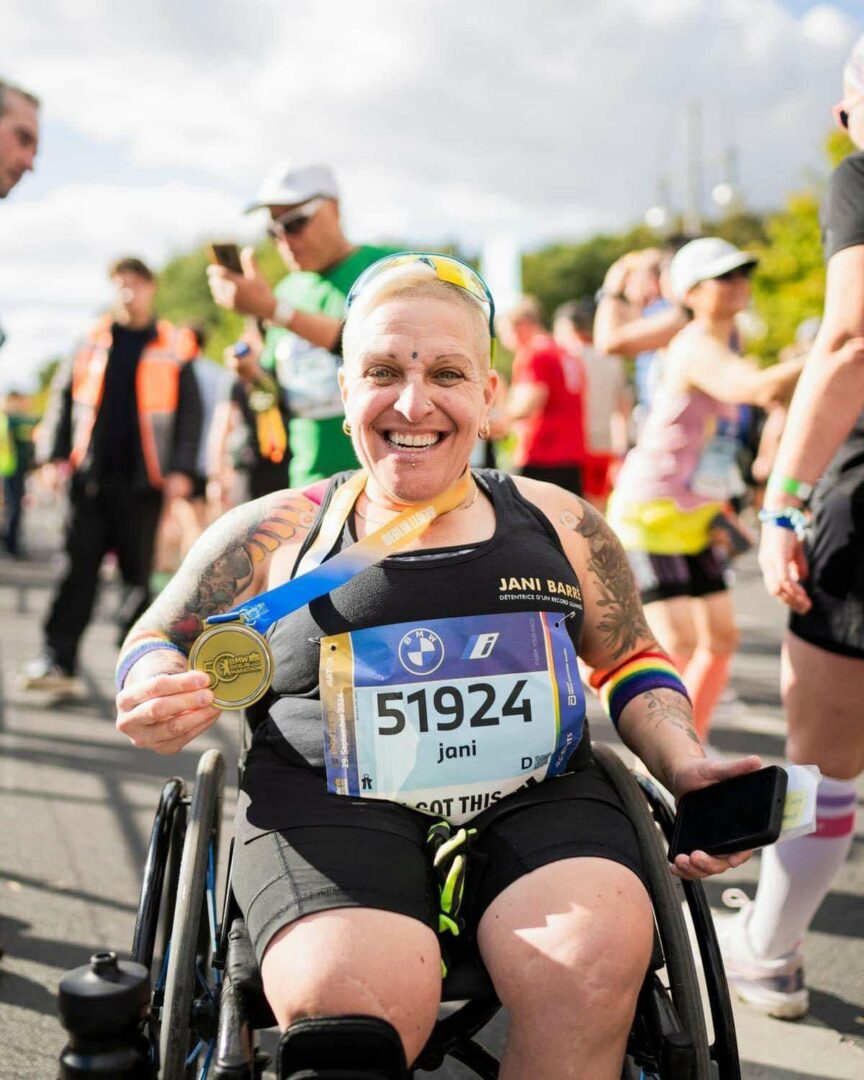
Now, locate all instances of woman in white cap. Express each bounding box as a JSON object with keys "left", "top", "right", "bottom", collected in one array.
[
  {"left": 607, "top": 238, "right": 801, "bottom": 747},
  {"left": 718, "top": 36, "right": 864, "bottom": 1021}
]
